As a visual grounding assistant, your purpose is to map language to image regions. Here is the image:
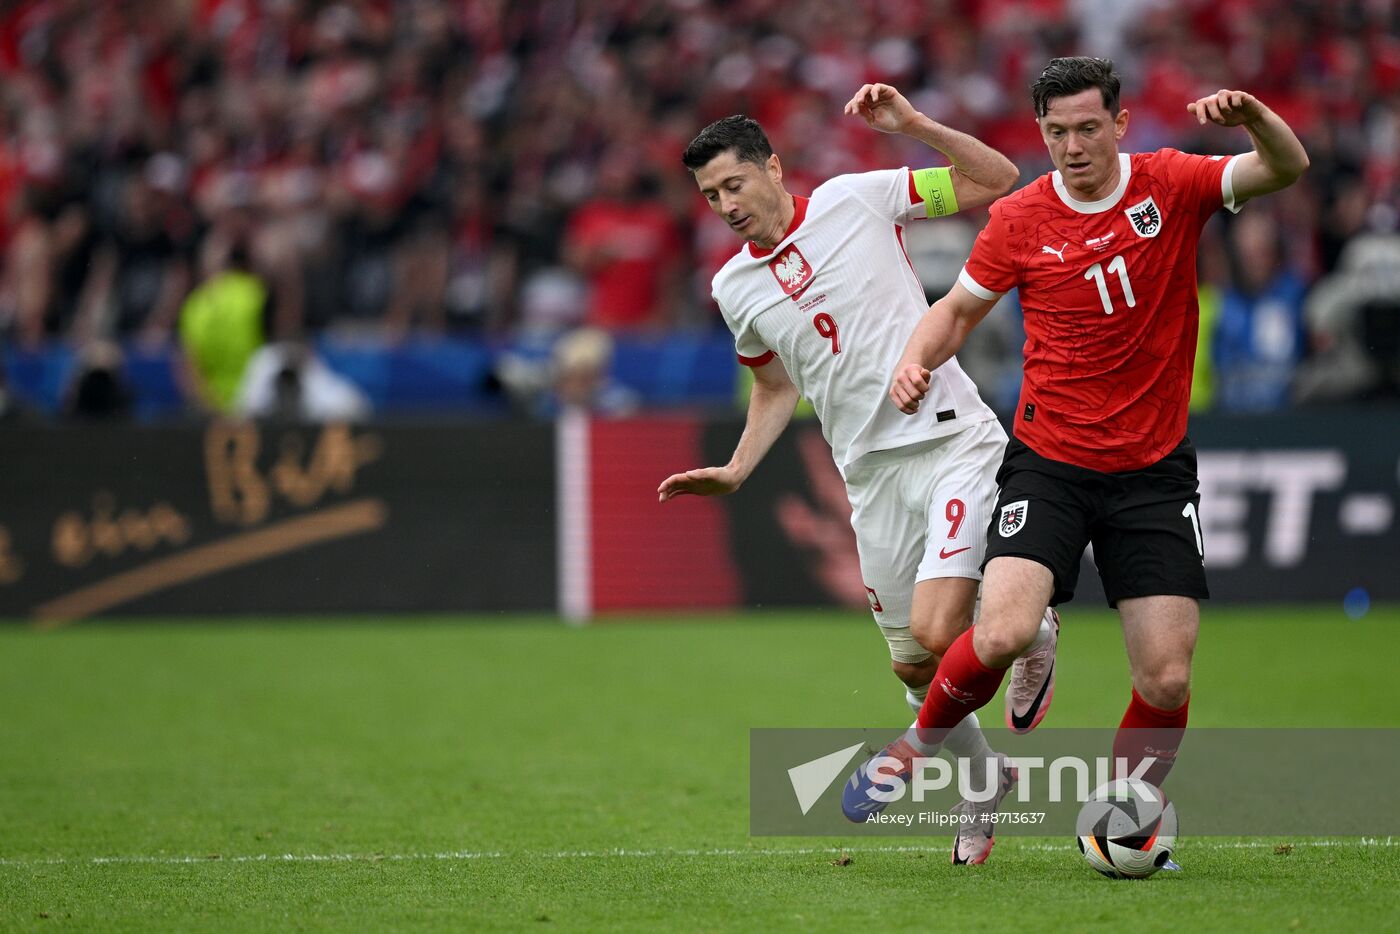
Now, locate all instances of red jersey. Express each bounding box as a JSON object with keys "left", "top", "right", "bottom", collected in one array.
[{"left": 960, "top": 149, "right": 1243, "bottom": 472}]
